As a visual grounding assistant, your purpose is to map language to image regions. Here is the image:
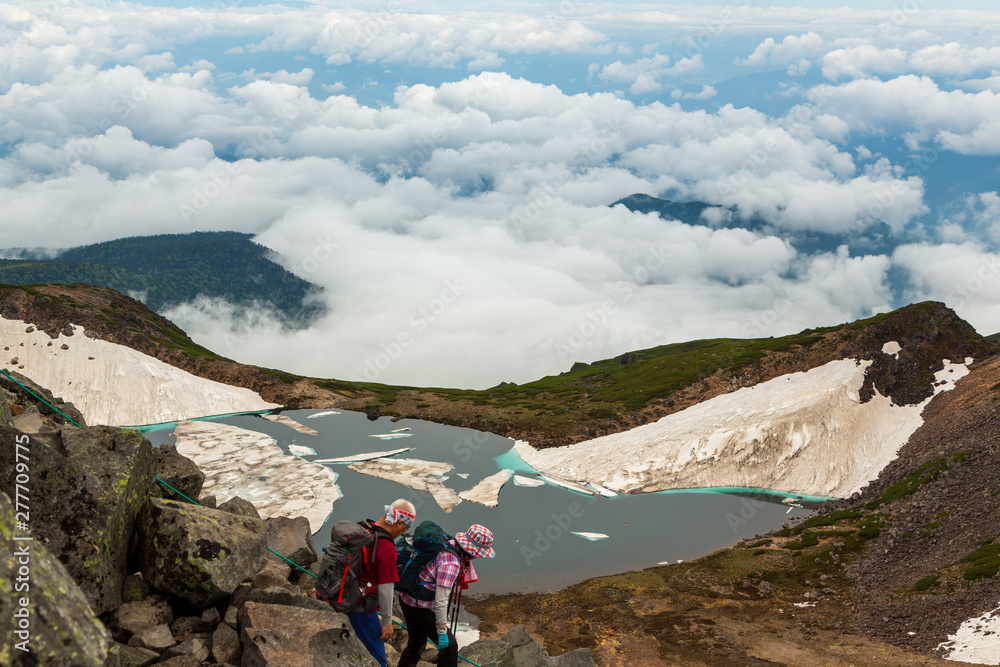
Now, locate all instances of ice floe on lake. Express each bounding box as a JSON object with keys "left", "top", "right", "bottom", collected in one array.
[
  {"left": 307, "top": 410, "right": 341, "bottom": 418},
  {"left": 0, "top": 317, "right": 279, "bottom": 426},
  {"left": 512, "top": 475, "right": 545, "bottom": 487},
  {"left": 515, "top": 355, "right": 973, "bottom": 499},
  {"left": 370, "top": 432, "right": 414, "bottom": 440},
  {"left": 459, "top": 470, "right": 513, "bottom": 507},
  {"left": 262, "top": 413, "right": 318, "bottom": 436},
  {"left": 173, "top": 420, "right": 340, "bottom": 534},
  {"left": 288, "top": 445, "right": 317, "bottom": 456},
  {"left": 315, "top": 447, "right": 413, "bottom": 464},
  {"left": 348, "top": 458, "right": 462, "bottom": 512},
  {"left": 937, "top": 603, "right": 1000, "bottom": 665},
  {"left": 572, "top": 532, "right": 609, "bottom": 541}
]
